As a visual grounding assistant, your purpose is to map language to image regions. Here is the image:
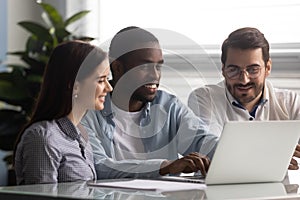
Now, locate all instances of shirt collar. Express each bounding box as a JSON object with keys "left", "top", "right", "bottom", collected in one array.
[{"left": 56, "top": 117, "right": 79, "bottom": 140}]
